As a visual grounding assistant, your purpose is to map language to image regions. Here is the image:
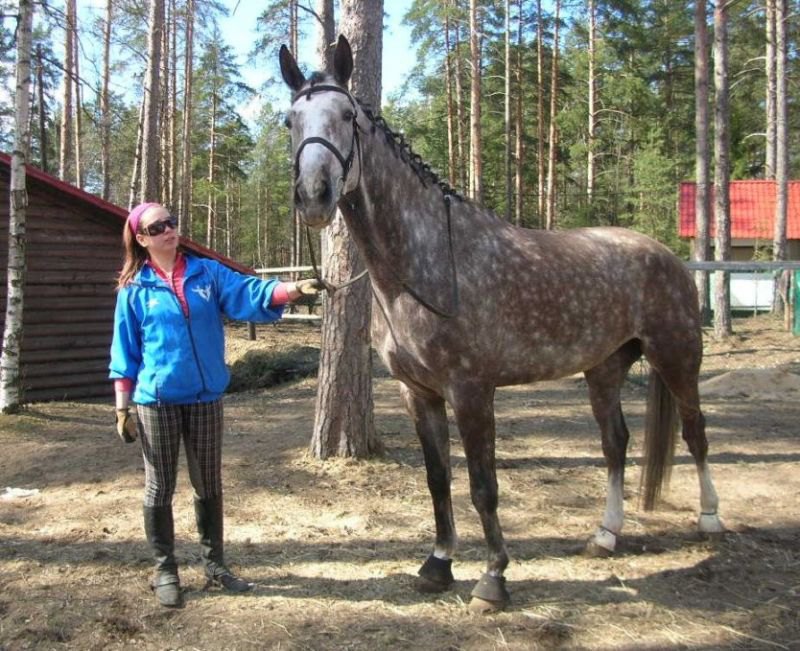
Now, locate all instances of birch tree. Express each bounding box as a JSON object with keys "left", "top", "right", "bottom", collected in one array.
[
  {"left": 100, "top": 0, "right": 112, "bottom": 200},
  {"left": 713, "top": 0, "right": 731, "bottom": 338},
  {"left": 1, "top": 0, "right": 34, "bottom": 413},
  {"left": 179, "top": 0, "right": 194, "bottom": 235},
  {"left": 545, "top": 0, "right": 560, "bottom": 230}
]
